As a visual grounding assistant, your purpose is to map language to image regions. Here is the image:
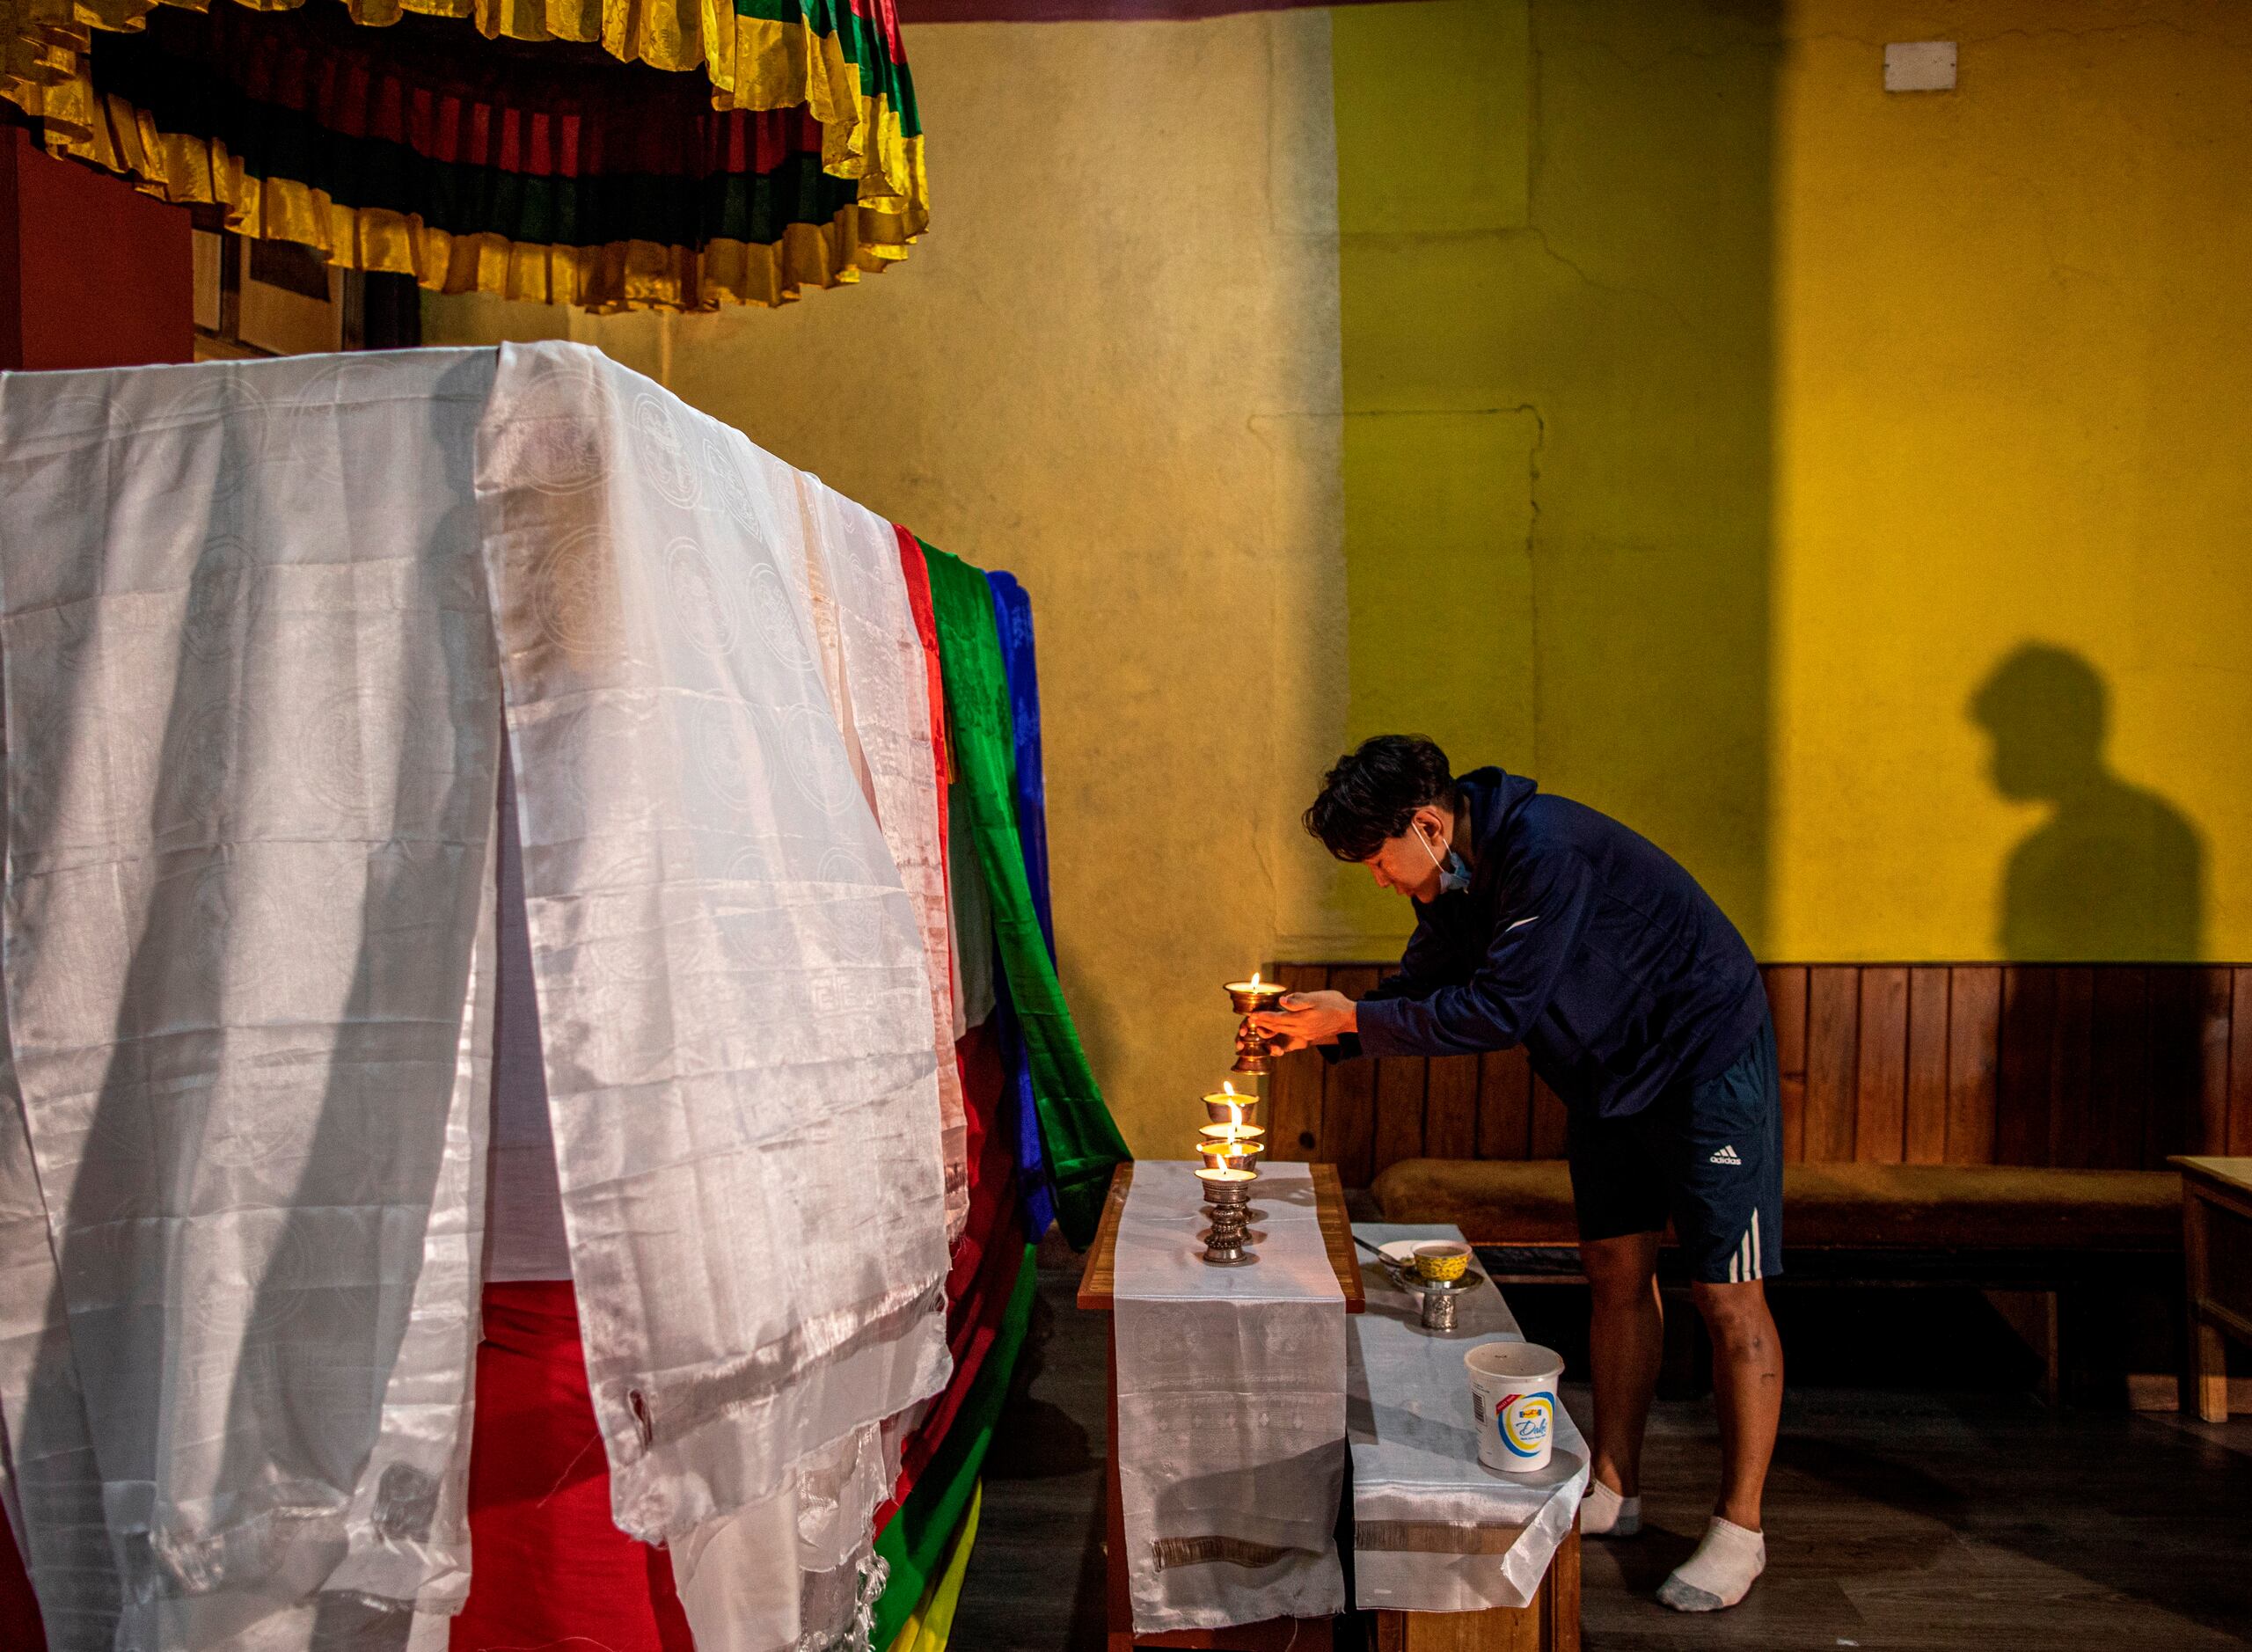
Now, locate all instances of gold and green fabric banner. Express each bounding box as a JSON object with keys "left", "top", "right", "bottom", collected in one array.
[{"left": 0, "top": 0, "right": 924, "bottom": 311}]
